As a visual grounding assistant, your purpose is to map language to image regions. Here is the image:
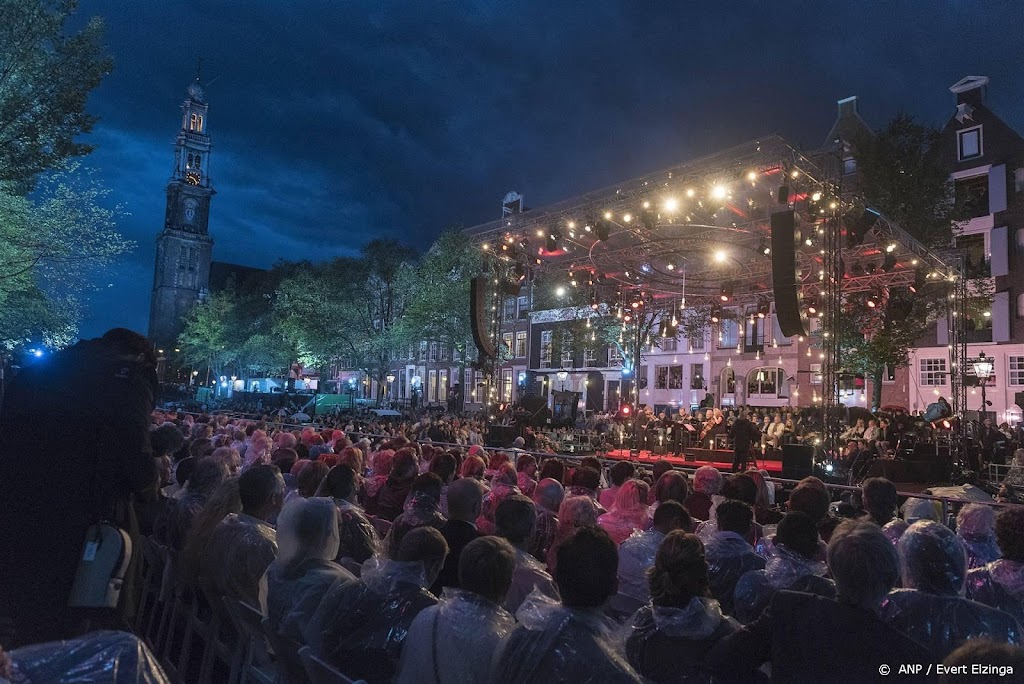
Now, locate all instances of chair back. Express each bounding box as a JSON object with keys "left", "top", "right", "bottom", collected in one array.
[
  {"left": 262, "top": 617, "right": 306, "bottom": 683},
  {"left": 298, "top": 645, "right": 365, "bottom": 684}
]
